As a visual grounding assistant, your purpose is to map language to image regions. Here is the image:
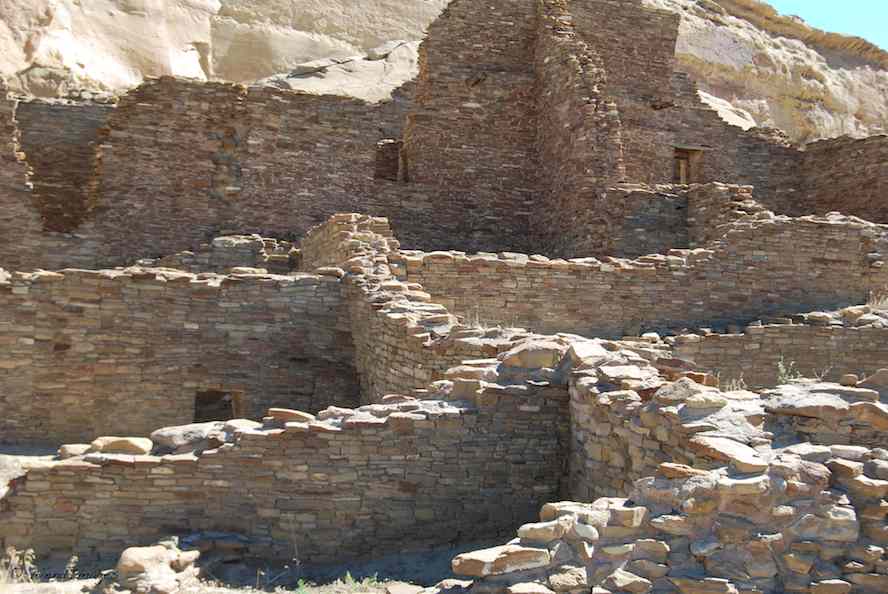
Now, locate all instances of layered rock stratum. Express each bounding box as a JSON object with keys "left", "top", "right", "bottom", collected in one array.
[{"left": 1, "top": 0, "right": 886, "bottom": 142}]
